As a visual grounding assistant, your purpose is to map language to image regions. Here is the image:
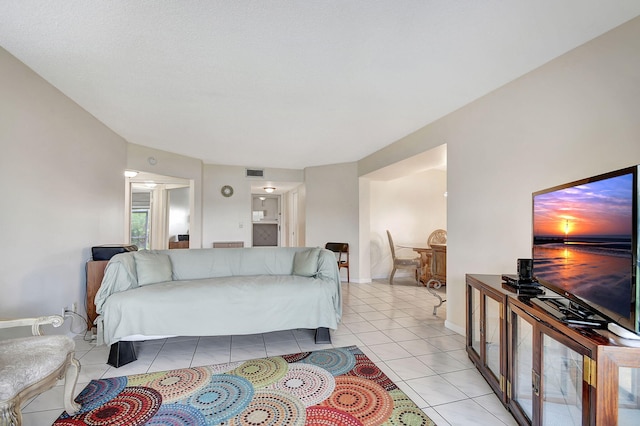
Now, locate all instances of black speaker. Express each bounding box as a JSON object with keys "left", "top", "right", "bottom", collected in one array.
[
  {"left": 91, "top": 244, "right": 138, "bottom": 261},
  {"left": 517, "top": 258, "right": 533, "bottom": 282}
]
